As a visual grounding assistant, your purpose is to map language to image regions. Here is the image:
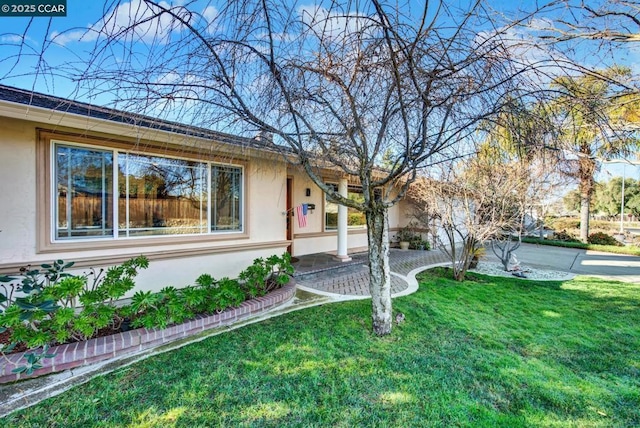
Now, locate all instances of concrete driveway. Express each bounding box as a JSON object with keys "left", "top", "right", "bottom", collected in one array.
[{"left": 485, "top": 243, "right": 640, "bottom": 283}]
